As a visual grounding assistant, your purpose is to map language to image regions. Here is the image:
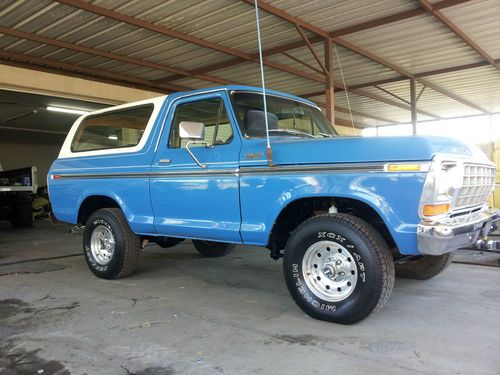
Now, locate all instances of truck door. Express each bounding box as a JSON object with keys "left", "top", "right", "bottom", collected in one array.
[{"left": 150, "top": 92, "right": 242, "bottom": 243}]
